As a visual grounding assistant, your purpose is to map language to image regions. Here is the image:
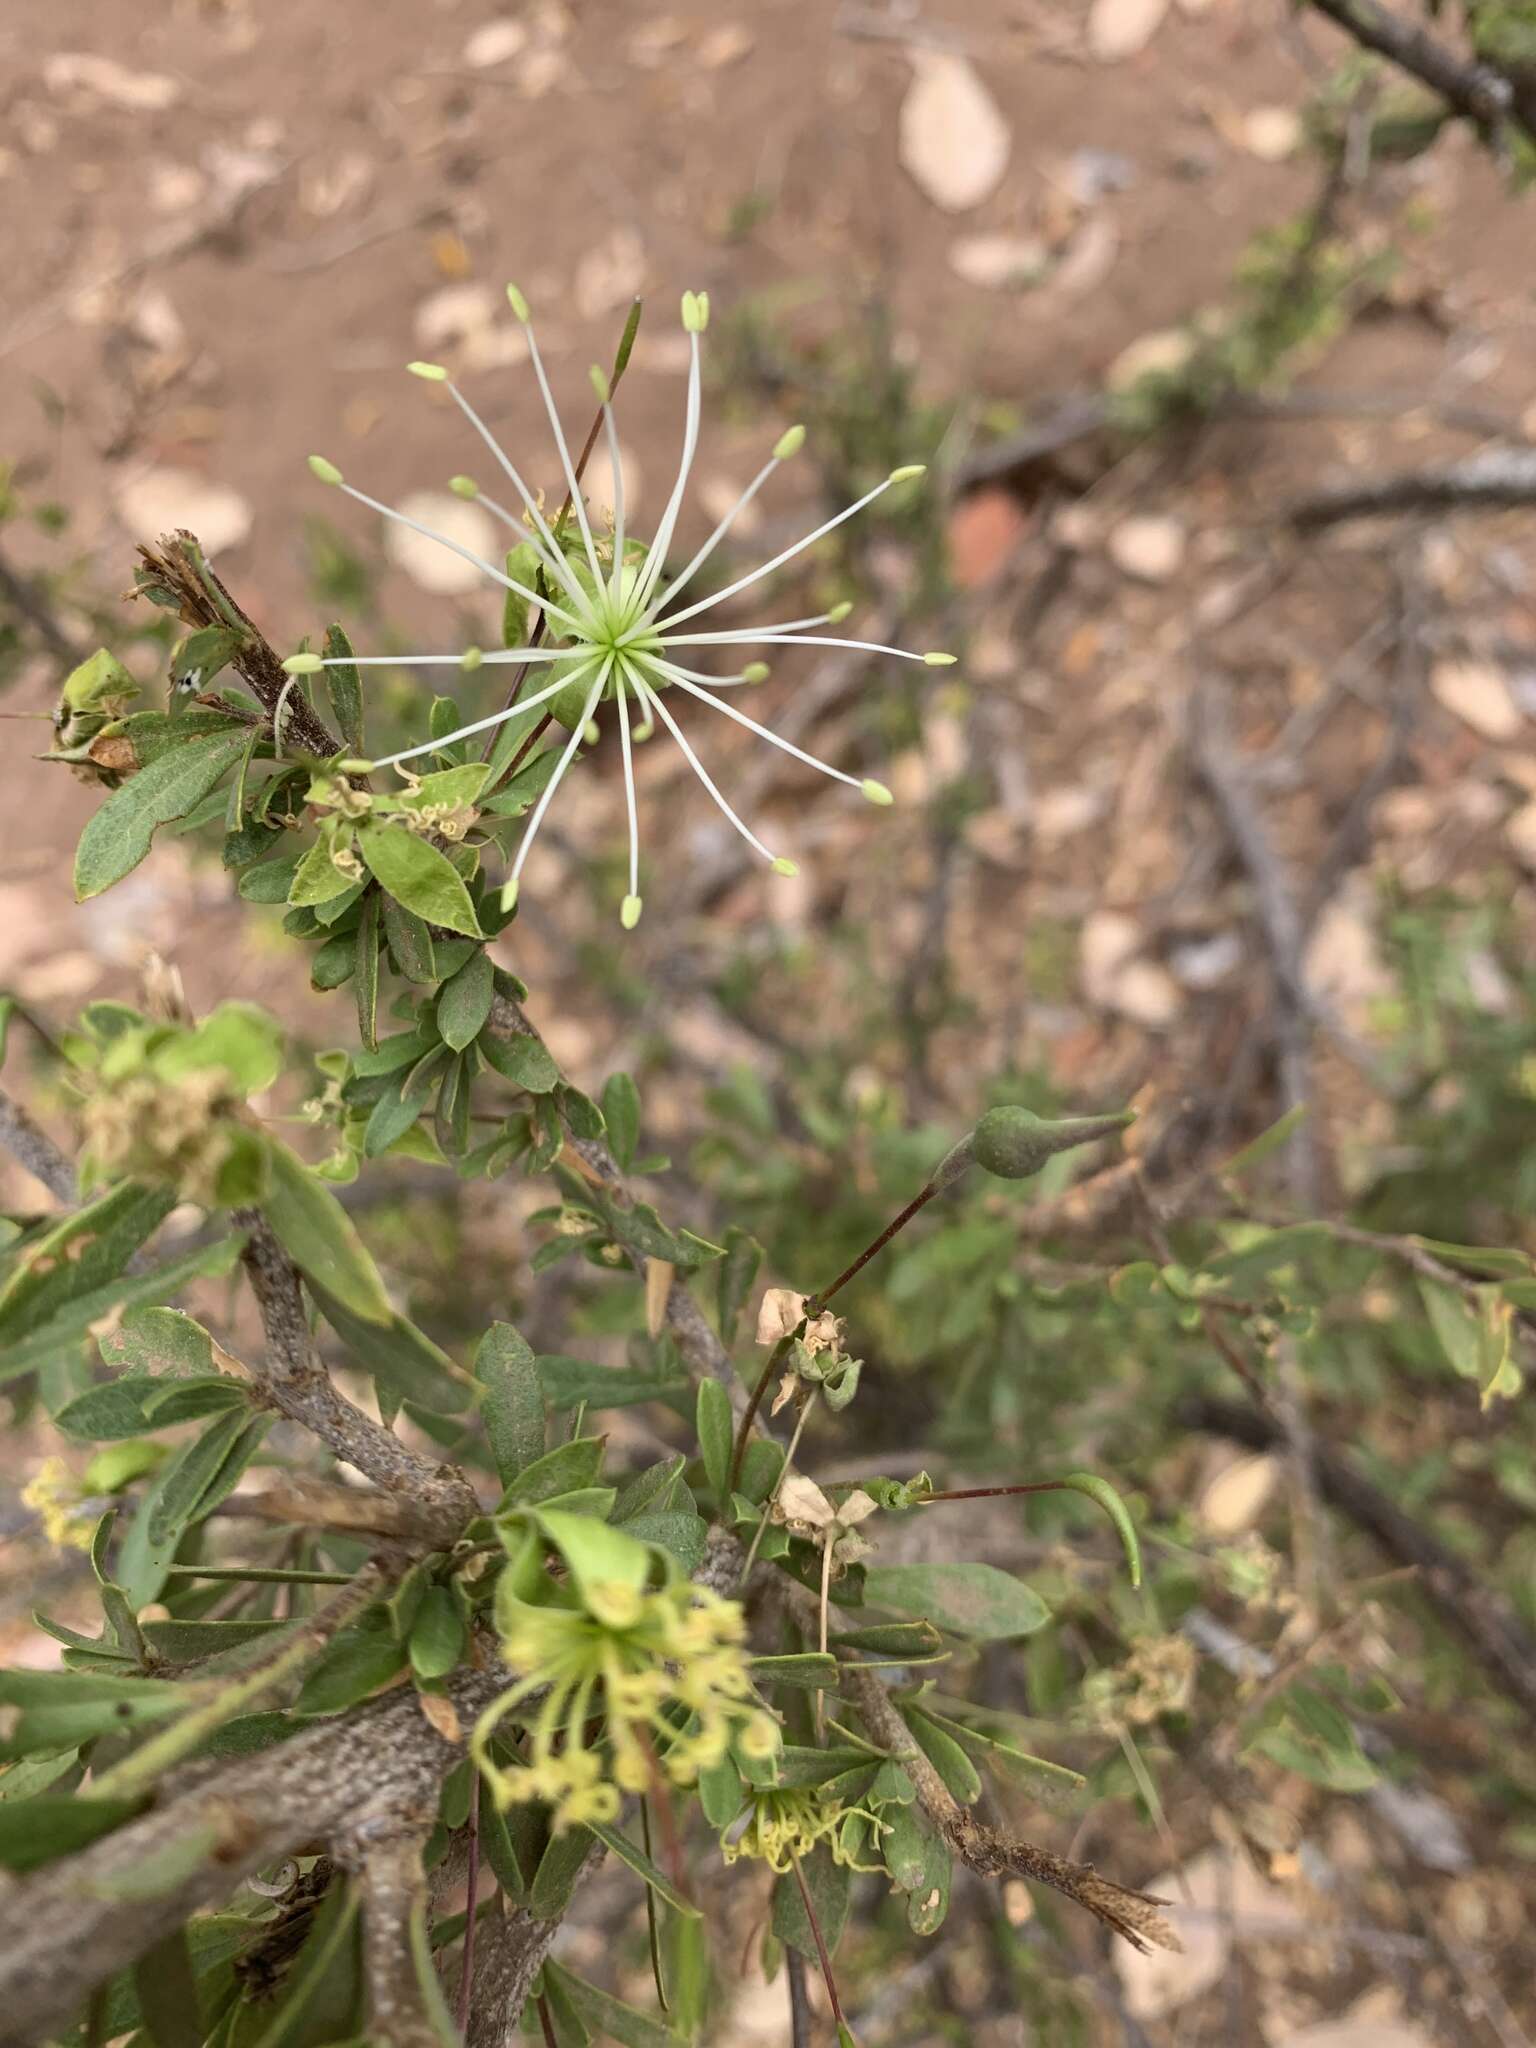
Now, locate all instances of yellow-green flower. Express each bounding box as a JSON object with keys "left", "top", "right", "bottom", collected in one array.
[
  {"left": 474, "top": 1509, "right": 779, "bottom": 1832},
  {"left": 722, "top": 1785, "right": 887, "bottom": 1875}
]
